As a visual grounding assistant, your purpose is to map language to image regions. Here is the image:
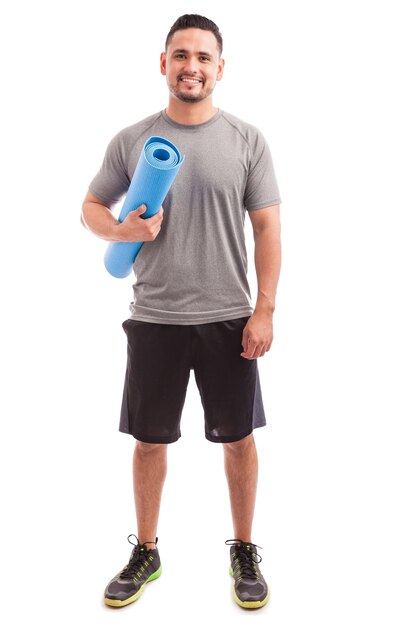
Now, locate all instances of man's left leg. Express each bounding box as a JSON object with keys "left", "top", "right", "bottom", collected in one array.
[
  {"left": 223, "top": 433, "right": 270, "bottom": 609},
  {"left": 223, "top": 433, "right": 258, "bottom": 543},
  {"left": 191, "top": 317, "right": 269, "bottom": 607}
]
